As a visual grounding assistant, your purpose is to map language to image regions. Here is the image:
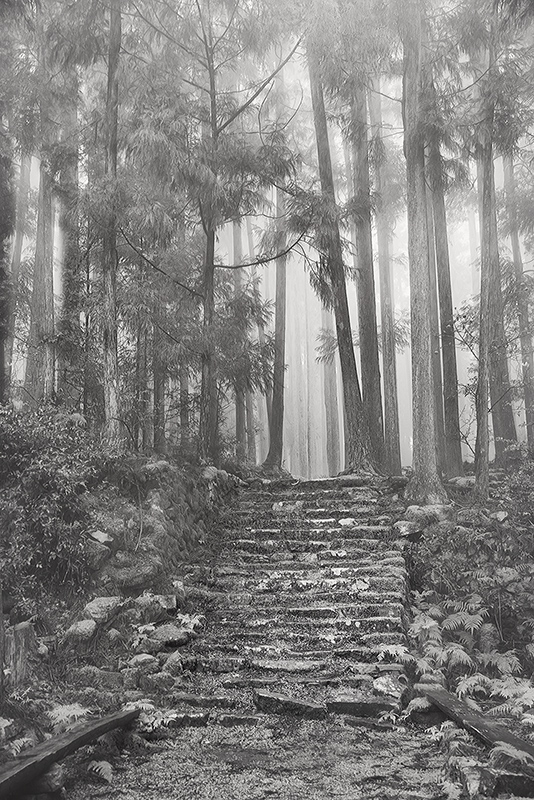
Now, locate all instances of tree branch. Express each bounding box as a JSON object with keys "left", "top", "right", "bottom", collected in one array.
[
  {"left": 216, "top": 38, "right": 302, "bottom": 136},
  {"left": 217, "top": 231, "right": 305, "bottom": 269},
  {"left": 119, "top": 228, "right": 204, "bottom": 299}
]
